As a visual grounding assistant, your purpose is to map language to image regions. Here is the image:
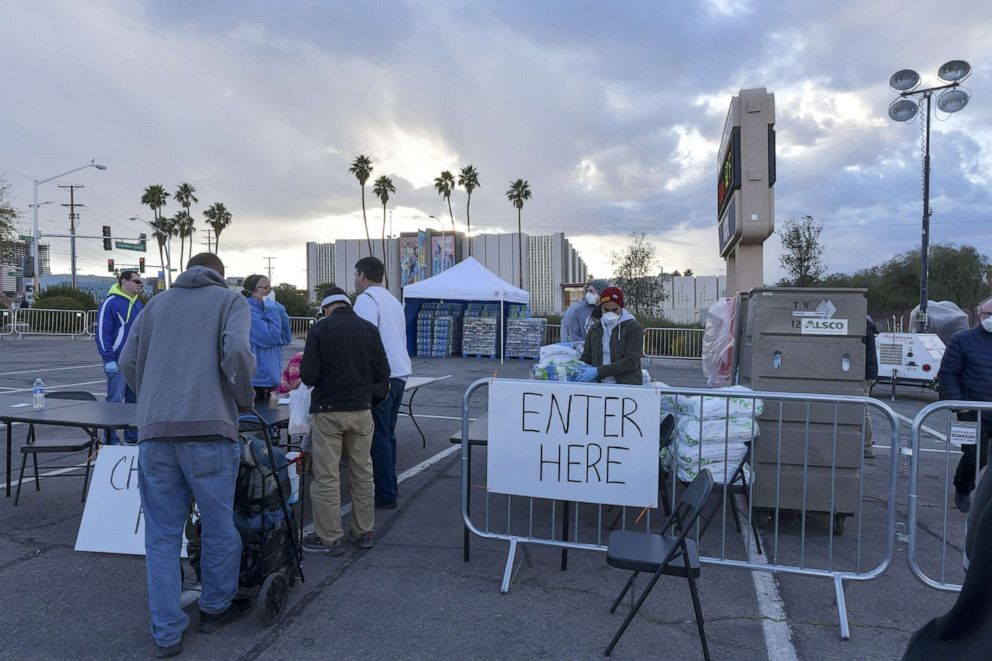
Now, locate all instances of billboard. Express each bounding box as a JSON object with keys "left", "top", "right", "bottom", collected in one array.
[
  {"left": 431, "top": 234, "right": 456, "bottom": 276},
  {"left": 399, "top": 235, "right": 422, "bottom": 286}
]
